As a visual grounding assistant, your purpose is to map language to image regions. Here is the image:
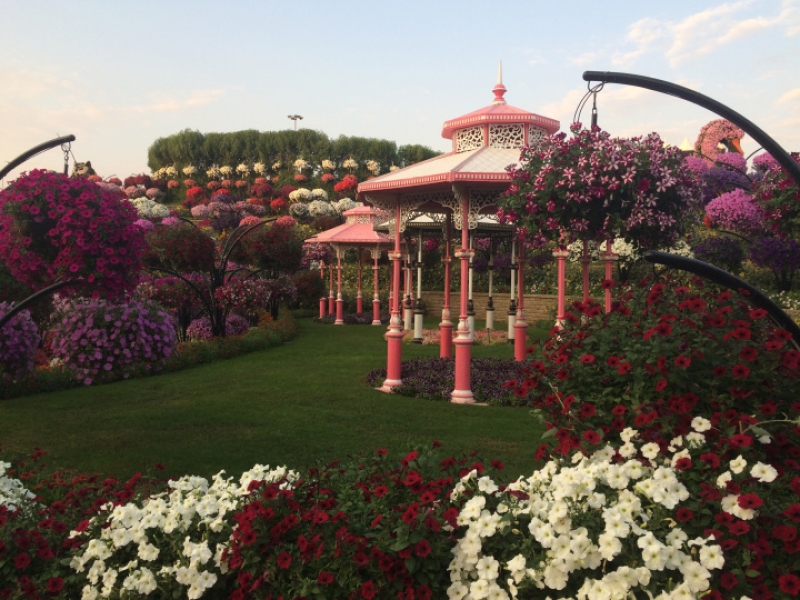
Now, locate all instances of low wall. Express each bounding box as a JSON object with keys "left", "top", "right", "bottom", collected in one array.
[{"left": 417, "top": 291, "right": 574, "bottom": 324}]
